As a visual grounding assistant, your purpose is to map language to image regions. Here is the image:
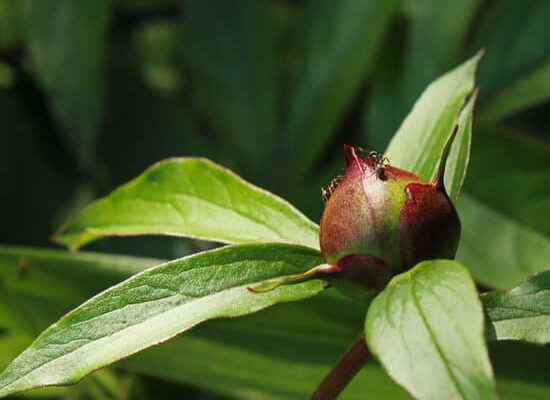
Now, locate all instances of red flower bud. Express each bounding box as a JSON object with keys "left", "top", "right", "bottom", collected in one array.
[{"left": 319, "top": 144, "right": 460, "bottom": 292}]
